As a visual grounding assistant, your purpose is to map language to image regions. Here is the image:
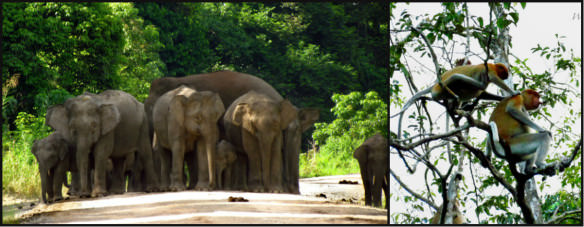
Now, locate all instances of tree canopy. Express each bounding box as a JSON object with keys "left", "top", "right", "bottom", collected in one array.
[
  {"left": 2, "top": 2, "right": 388, "bottom": 130},
  {"left": 389, "top": 2, "right": 581, "bottom": 224}
]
